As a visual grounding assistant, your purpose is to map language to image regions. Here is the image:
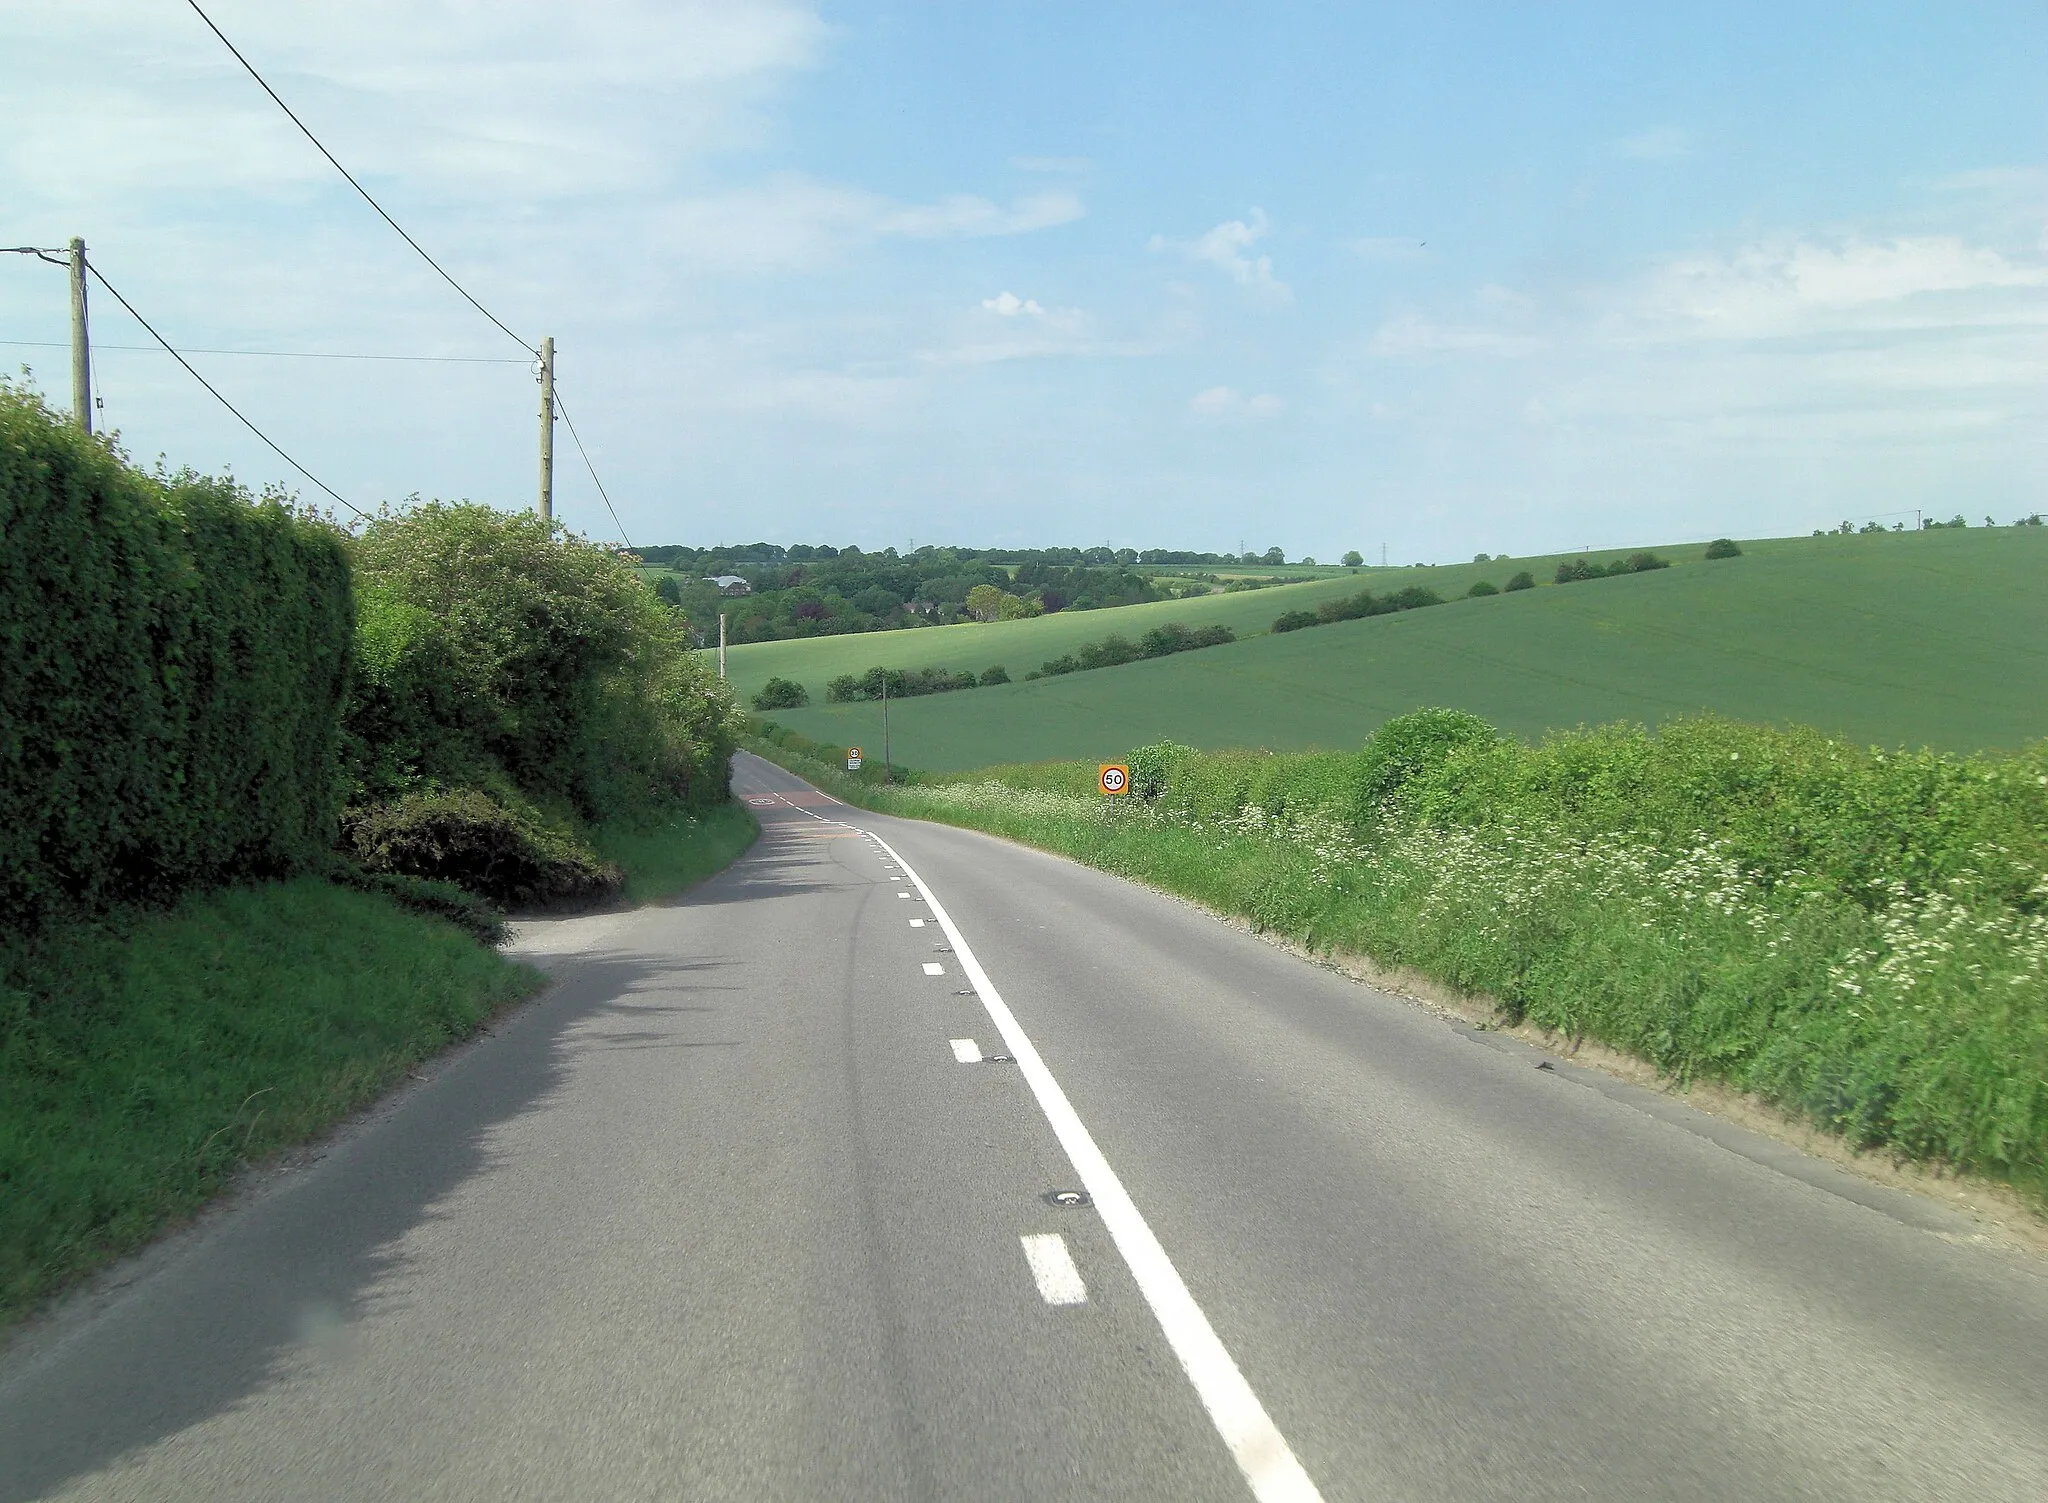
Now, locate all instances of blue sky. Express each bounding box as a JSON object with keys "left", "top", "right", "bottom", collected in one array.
[{"left": 4, "top": 2, "right": 2043, "bottom": 559}]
